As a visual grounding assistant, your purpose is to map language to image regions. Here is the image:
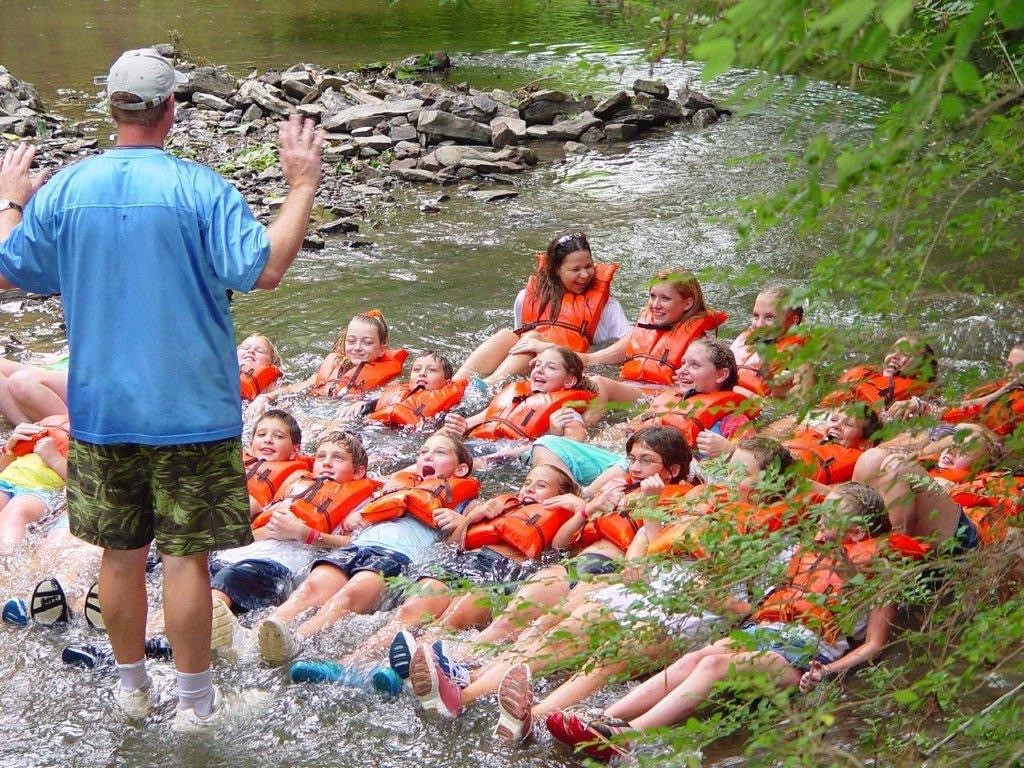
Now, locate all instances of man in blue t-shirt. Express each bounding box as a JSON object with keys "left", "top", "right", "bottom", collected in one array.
[{"left": 0, "top": 48, "right": 323, "bottom": 730}]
